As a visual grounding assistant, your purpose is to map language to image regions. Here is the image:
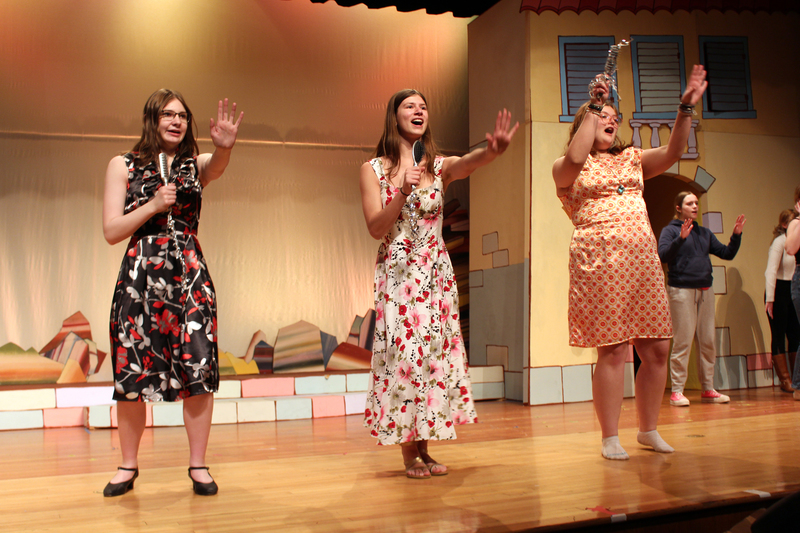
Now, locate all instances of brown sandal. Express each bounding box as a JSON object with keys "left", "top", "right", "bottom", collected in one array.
[{"left": 403, "top": 456, "right": 431, "bottom": 479}]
